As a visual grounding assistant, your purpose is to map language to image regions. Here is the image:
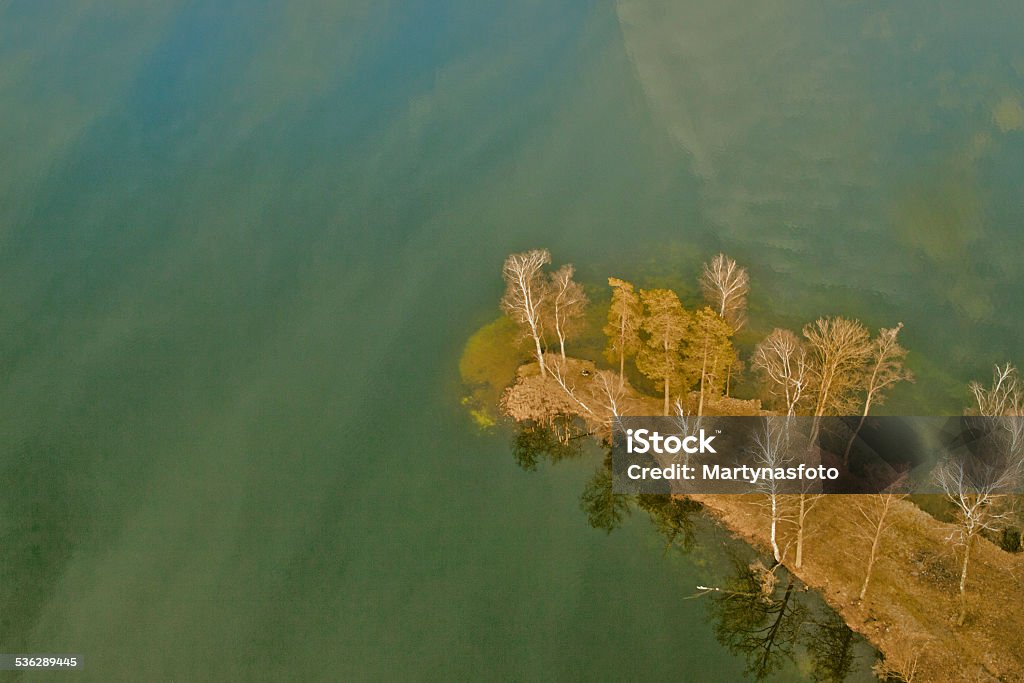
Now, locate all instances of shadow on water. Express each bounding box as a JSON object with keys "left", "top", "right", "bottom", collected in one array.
[
  {"left": 708, "top": 556, "right": 809, "bottom": 681},
  {"left": 635, "top": 493, "right": 703, "bottom": 555},
  {"left": 511, "top": 419, "right": 586, "bottom": 471},
  {"left": 511, "top": 420, "right": 874, "bottom": 681},
  {"left": 708, "top": 555, "right": 861, "bottom": 682}
]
